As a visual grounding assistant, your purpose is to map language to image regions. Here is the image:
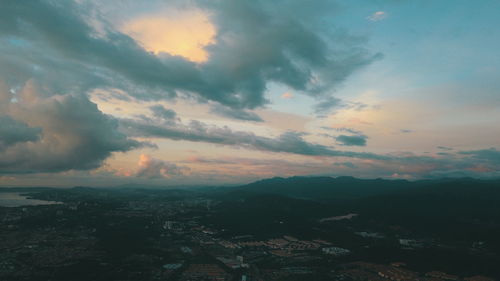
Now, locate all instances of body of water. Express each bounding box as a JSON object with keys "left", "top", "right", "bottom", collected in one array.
[{"left": 0, "top": 192, "right": 61, "bottom": 207}]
